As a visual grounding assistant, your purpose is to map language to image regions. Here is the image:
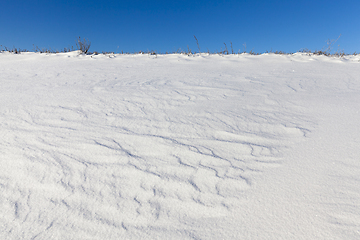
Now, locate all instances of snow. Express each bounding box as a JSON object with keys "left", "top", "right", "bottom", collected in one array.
[{"left": 1, "top": 51, "right": 360, "bottom": 239}]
